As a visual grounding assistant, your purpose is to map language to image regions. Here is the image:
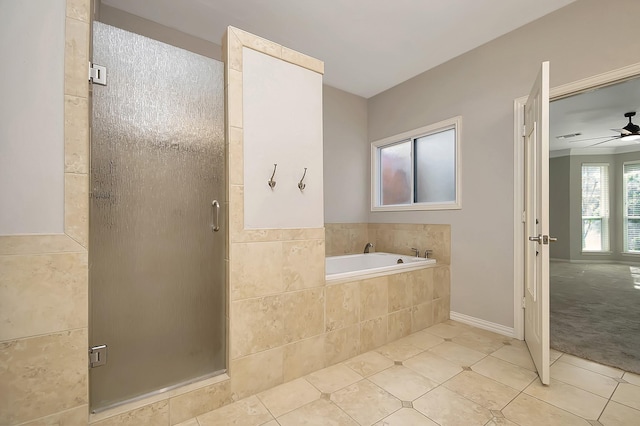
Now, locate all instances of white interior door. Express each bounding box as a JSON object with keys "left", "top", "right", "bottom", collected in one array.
[{"left": 524, "top": 61, "right": 551, "bottom": 385}]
